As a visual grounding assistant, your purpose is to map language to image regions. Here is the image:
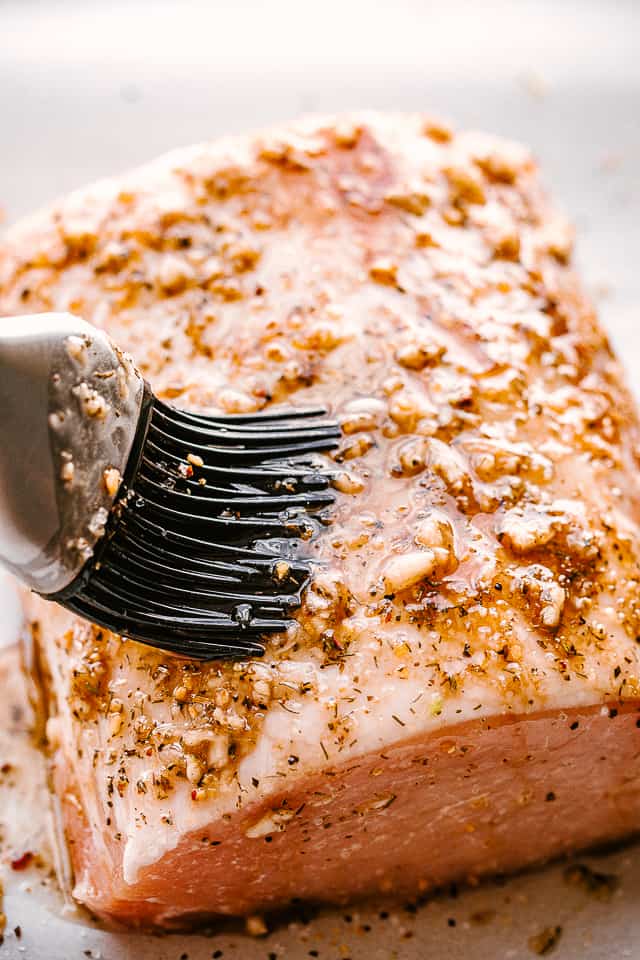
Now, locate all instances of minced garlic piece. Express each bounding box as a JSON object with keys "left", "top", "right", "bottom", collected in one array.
[
  {"left": 72, "top": 381, "right": 109, "bottom": 419},
  {"left": 103, "top": 467, "right": 121, "bottom": 497},
  {"left": 333, "top": 470, "right": 365, "bottom": 495},
  {"left": 383, "top": 550, "right": 439, "bottom": 592}
]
